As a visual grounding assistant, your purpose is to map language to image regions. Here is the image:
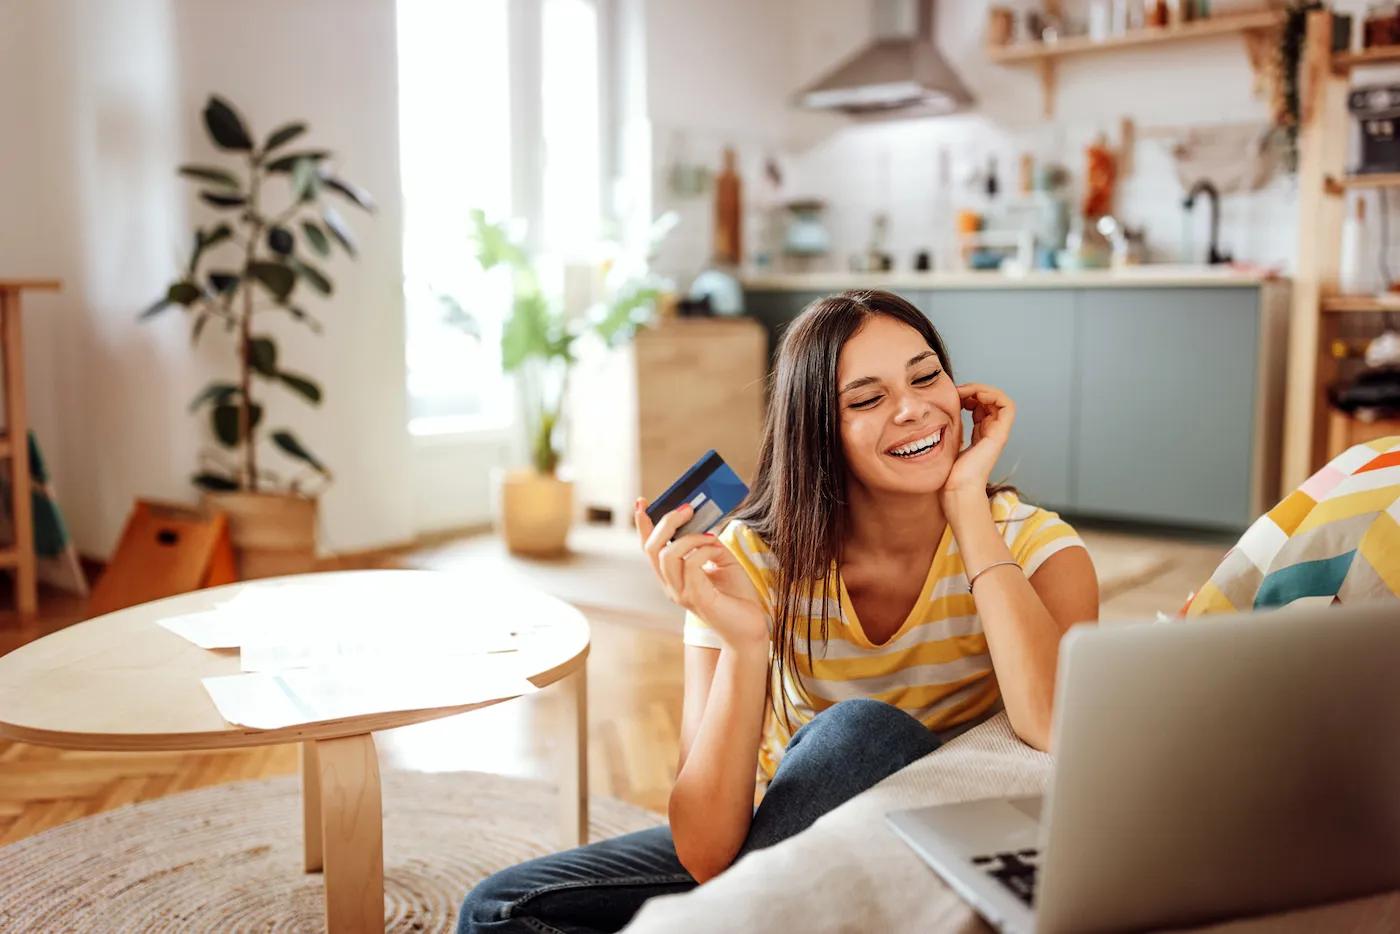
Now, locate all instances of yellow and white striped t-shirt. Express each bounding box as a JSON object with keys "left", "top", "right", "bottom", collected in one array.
[{"left": 683, "top": 490, "right": 1085, "bottom": 781}]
